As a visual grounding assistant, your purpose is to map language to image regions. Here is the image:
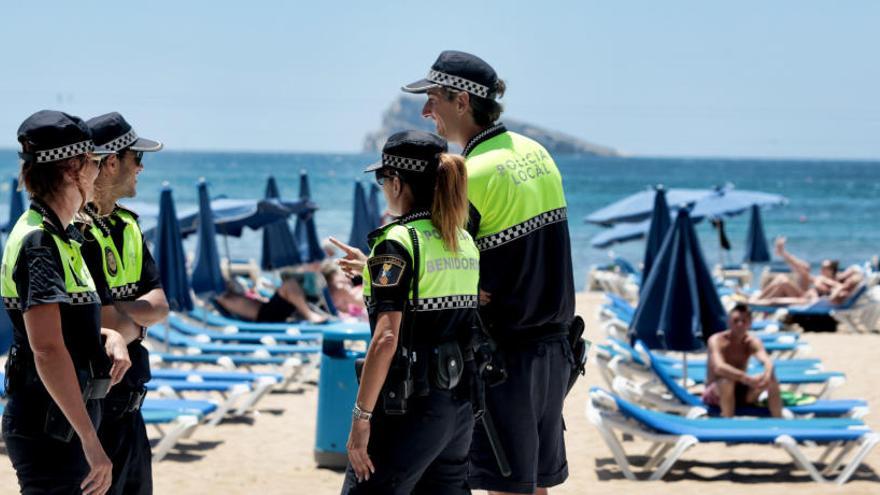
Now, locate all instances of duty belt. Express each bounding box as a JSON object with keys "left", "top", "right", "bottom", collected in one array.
[{"left": 106, "top": 387, "right": 147, "bottom": 413}]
